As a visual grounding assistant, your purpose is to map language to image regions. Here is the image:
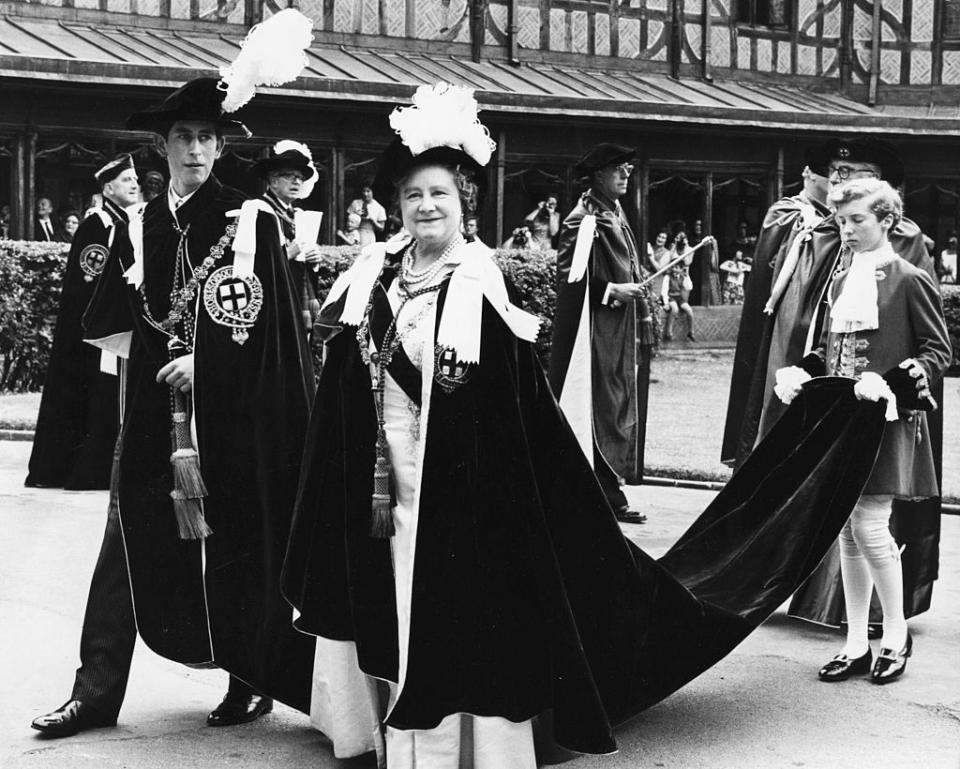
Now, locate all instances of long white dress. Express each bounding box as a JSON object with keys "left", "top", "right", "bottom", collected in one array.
[{"left": 379, "top": 265, "right": 537, "bottom": 769}]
